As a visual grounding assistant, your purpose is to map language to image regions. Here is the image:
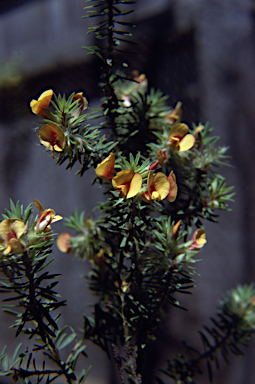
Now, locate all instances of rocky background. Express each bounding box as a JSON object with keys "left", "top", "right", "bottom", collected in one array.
[{"left": 0, "top": 0, "right": 255, "bottom": 383}]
